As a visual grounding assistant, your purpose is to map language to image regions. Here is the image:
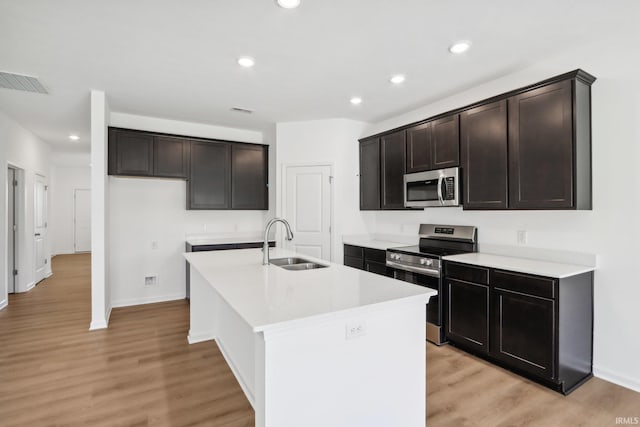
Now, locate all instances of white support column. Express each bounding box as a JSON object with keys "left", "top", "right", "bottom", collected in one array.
[{"left": 89, "top": 90, "right": 110, "bottom": 330}]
